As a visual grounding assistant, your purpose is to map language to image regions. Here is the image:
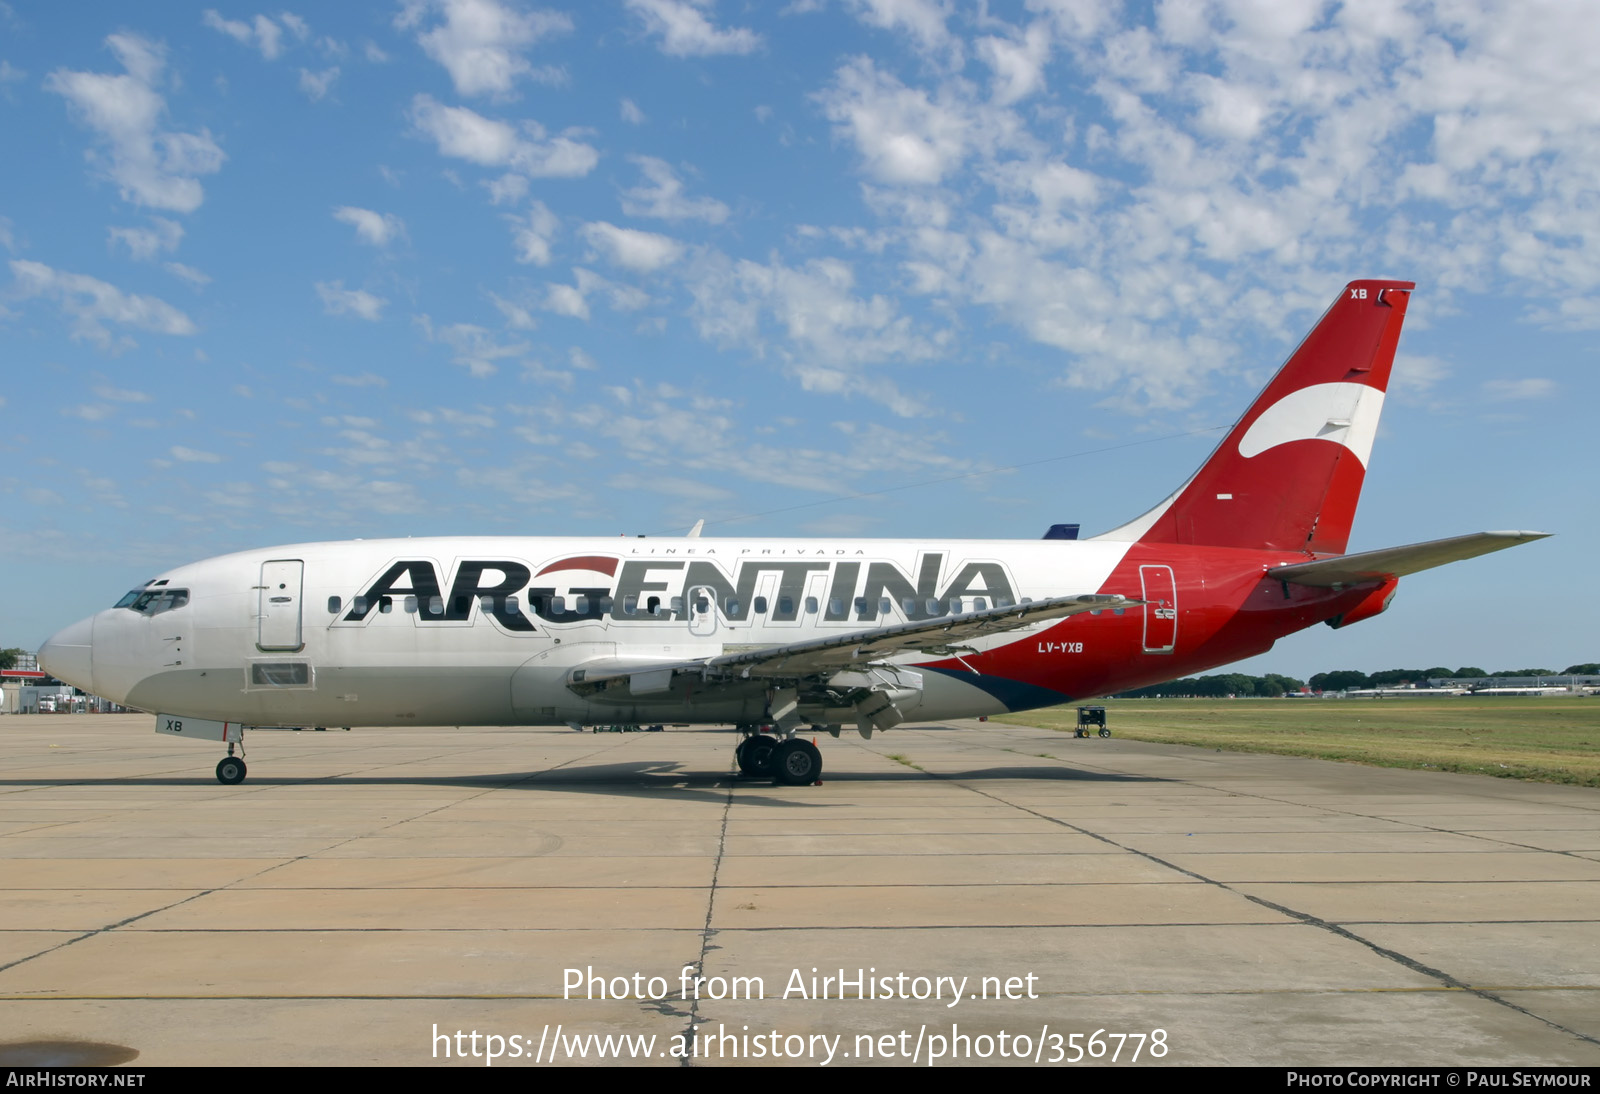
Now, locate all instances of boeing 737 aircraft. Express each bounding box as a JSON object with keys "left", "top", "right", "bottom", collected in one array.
[{"left": 38, "top": 280, "right": 1547, "bottom": 786}]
